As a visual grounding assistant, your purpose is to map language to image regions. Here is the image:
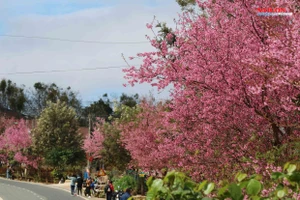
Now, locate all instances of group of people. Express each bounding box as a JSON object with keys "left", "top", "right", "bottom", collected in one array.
[
  {"left": 67, "top": 174, "right": 97, "bottom": 198},
  {"left": 104, "top": 180, "right": 132, "bottom": 200},
  {"left": 67, "top": 174, "right": 131, "bottom": 200},
  {"left": 67, "top": 174, "right": 86, "bottom": 197}
]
